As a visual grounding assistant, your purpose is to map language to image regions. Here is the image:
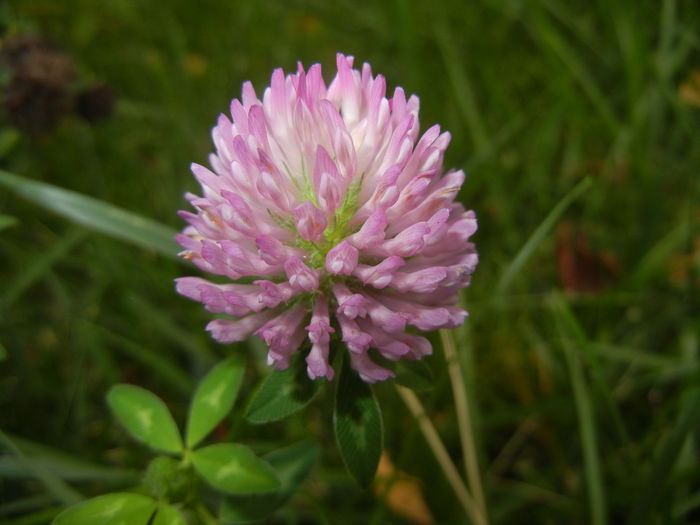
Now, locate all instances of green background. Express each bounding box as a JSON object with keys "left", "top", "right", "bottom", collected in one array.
[{"left": 1, "top": 0, "right": 698, "bottom": 523}]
